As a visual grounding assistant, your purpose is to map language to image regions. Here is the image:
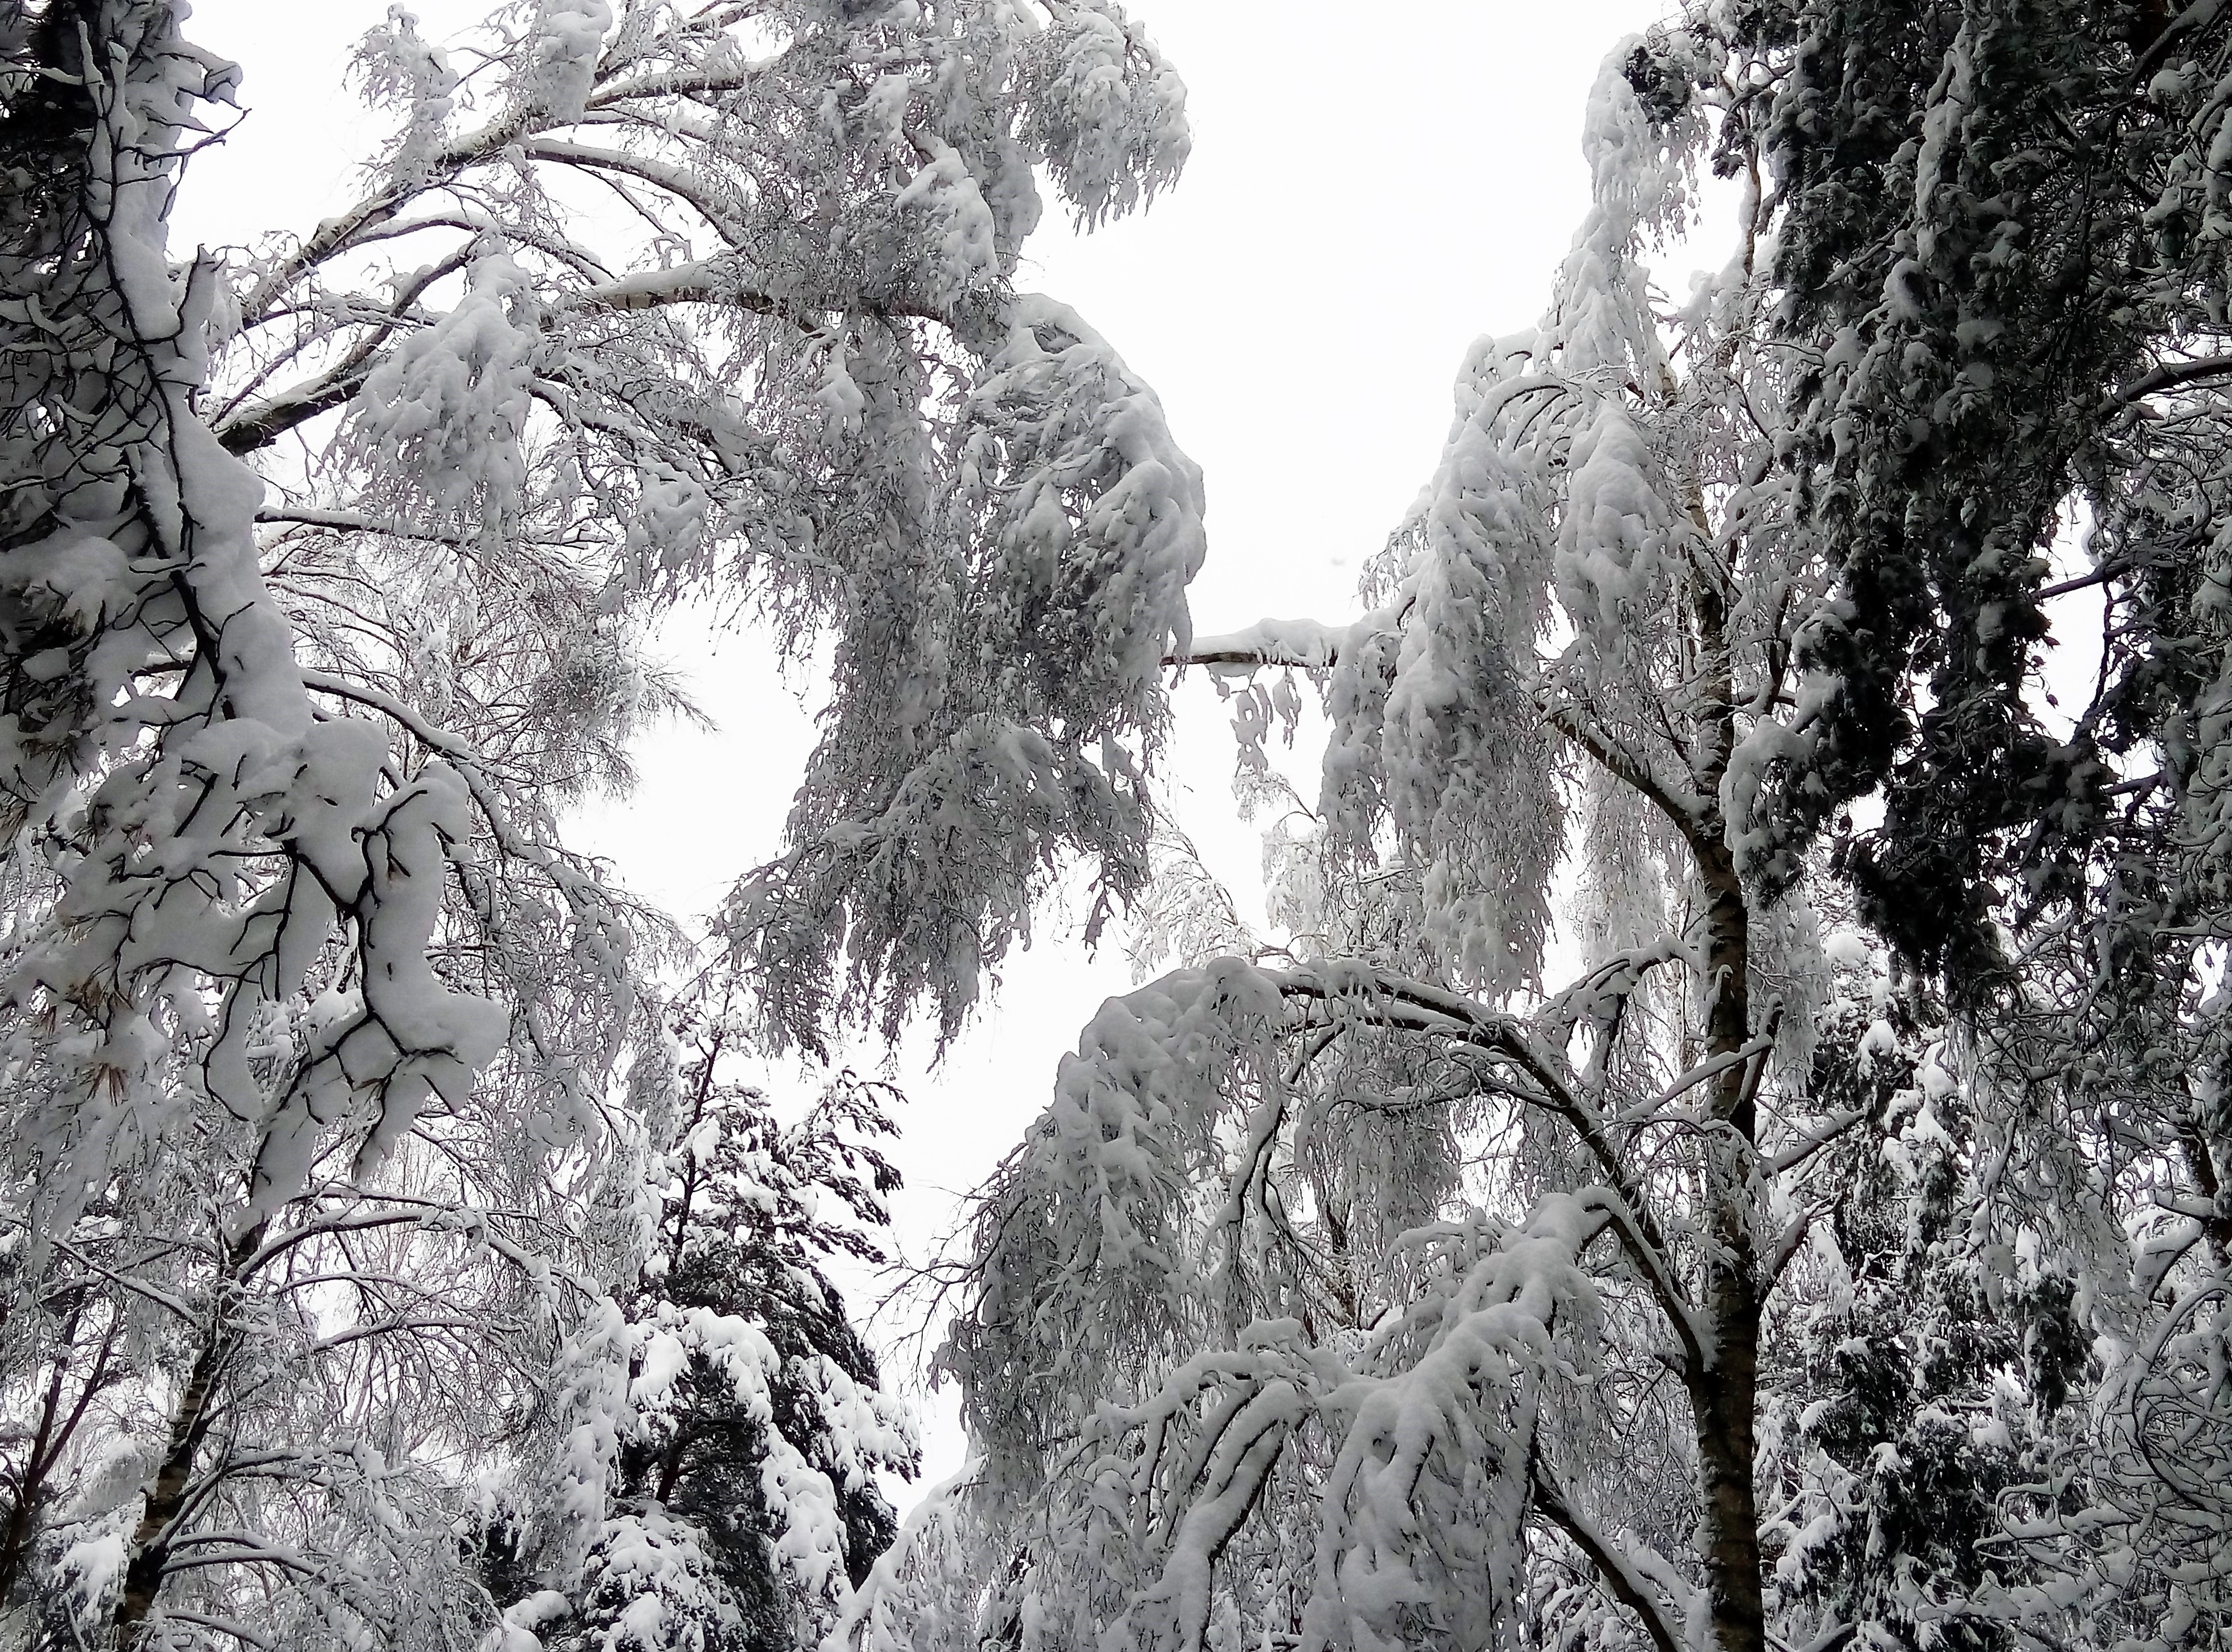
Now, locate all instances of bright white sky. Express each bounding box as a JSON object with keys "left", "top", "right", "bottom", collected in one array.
[{"left": 177, "top": 0, "right": 1670, "bottom": 1494}]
